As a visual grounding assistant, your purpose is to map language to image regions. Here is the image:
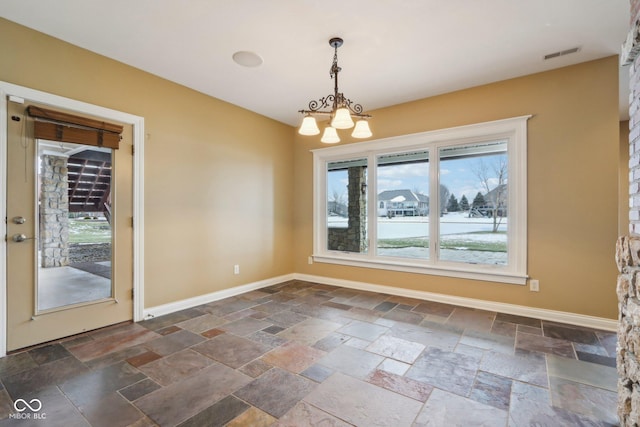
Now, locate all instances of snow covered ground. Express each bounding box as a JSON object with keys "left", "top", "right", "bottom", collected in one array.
[
  {"left": 328, "top": 212, "right": 506, "bottom": 237},
  {"left": 376, "top": 247, "right": 507, "bottom": 264},
  {"left": 328, "top": 212, "right": 507, "bottom": 265}
]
